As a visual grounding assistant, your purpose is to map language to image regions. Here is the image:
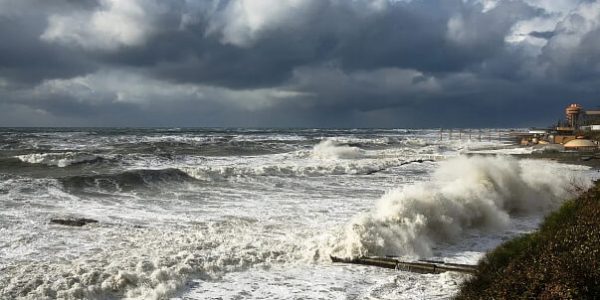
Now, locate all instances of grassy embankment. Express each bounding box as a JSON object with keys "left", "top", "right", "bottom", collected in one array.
[{"left": 456, "top": 181, "right": 600, "bottom": 299}]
